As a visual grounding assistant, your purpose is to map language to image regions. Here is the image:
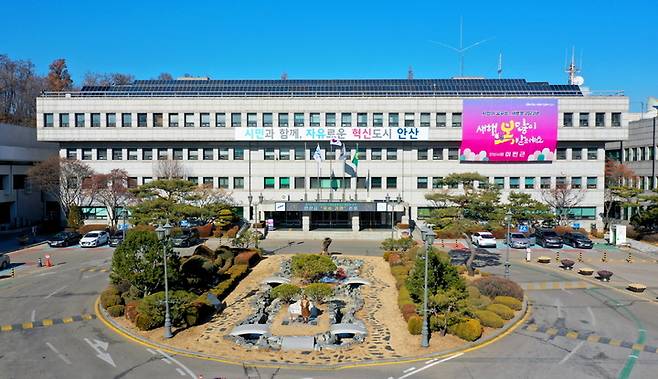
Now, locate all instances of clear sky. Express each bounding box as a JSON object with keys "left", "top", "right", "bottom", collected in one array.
[{"left": 3, "top": 0, "right": 656, "bottom": 111}]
